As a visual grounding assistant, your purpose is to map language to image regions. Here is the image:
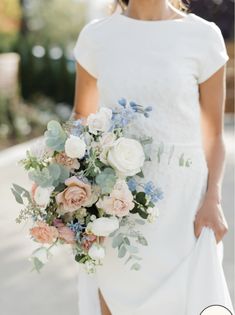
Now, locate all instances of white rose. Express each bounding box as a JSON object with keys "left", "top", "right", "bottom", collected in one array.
[
  {"left": 87, "top": 107, "right": 112, "bottom": 135},
  {"left": 34, "top": 186, "right": 54, "bottom": 208},
  {"left": 107, "top": 137, "right": 145, "bottom": 177},
  {"left": 91, "top": 216, "right": 119, "bottom": 237},
  {"left": 88, "top": 243, "right": 106, "bottom": 261},
  {"left": 65, "top": 135, "right": 86, "bottom": 159}
]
